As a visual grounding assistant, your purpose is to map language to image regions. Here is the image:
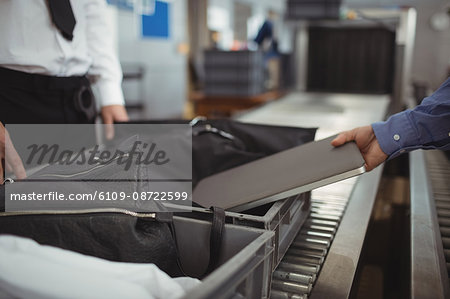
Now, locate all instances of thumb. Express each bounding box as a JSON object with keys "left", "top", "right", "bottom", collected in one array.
[
  {"left": 331, "top": 133, "right": 347, "bottom": 147},
  {"left": 331, "top": 129, "right": 358, "bottom": 147}
]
